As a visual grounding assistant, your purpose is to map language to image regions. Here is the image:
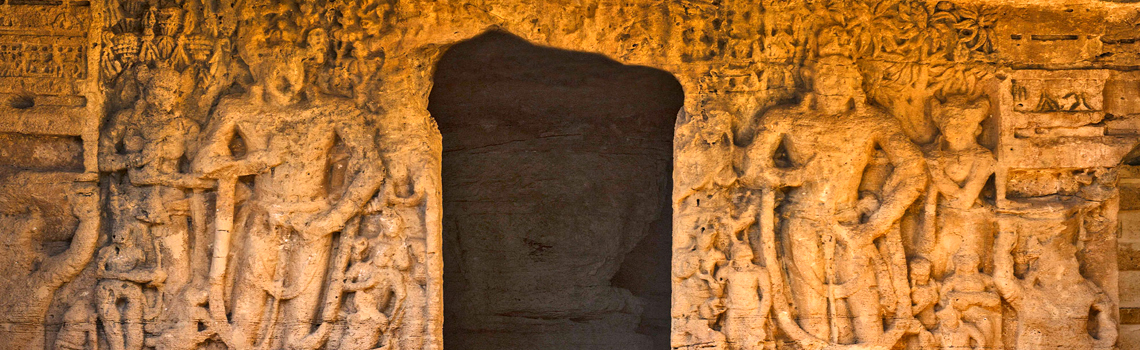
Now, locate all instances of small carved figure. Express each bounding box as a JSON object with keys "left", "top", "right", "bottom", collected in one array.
[
  {"left": 994, "top": 222, "right": 1117, "bottom": 350},
  {"left": 908, "top": 257, "right": 939, "bottom": 330},
  {"left": 922, "top": 95, "right": 995, "bottom": 277},
  {"left": 716, "top": 235, "right": 772, "bottom": 350},
  {"left": 938, "top": 252, "right": 1000, "bottom": 347},
  {"left": 931, "top": 307, "right": 986, "bottom": 350},
  {"left": 96, "top": 222, "right": 167, "bottom": 350},
  {"left": 340, "top": 233, "right": 408, "bottom": 350},
  {"left": 0, "top": 182, "right": 101, "bottom": 349},
  {"left": 54, "top": 302, "right": 99, "bottom": 350},
  {"left": 672, "top": 215, "right": 729, "bottom": 348}
]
